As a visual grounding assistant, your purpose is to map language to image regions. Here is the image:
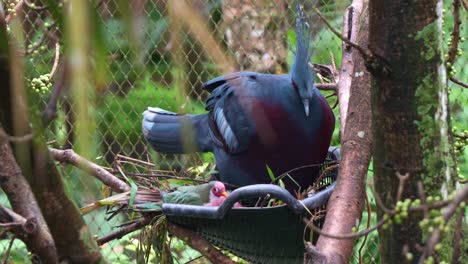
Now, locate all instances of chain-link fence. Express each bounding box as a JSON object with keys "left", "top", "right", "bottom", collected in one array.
[{"left": 1, "top": 0, "right": 466, "bottom": 262}]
